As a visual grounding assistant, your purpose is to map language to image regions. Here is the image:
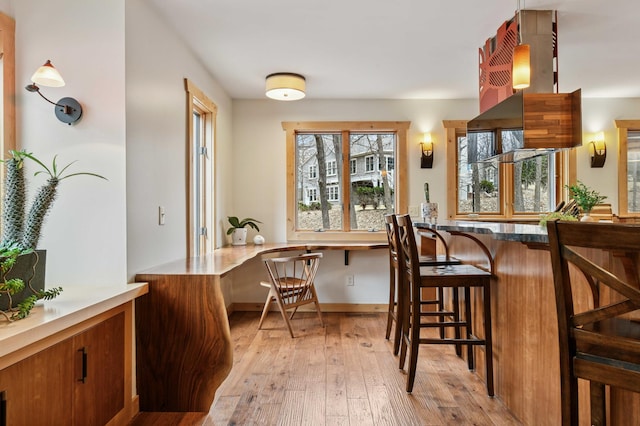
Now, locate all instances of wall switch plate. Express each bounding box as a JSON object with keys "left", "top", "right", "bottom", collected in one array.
[
  {"left": 408, "top": 205, "right": 420, "bottom": 217},
  {"left": 345, "top": 275, "right": 354, "bottom": 286},
  {"left": 159, "top": 206, "right": 165, "bottom": 225}
]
